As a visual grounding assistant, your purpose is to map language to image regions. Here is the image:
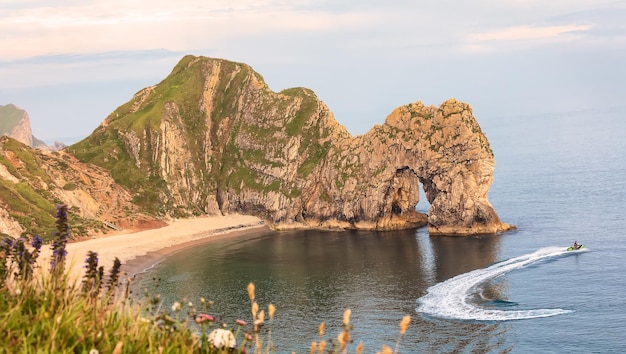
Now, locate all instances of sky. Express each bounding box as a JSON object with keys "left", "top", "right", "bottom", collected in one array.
[{"left": 0, "top": 0, "right": 625, "bottom": 143}]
